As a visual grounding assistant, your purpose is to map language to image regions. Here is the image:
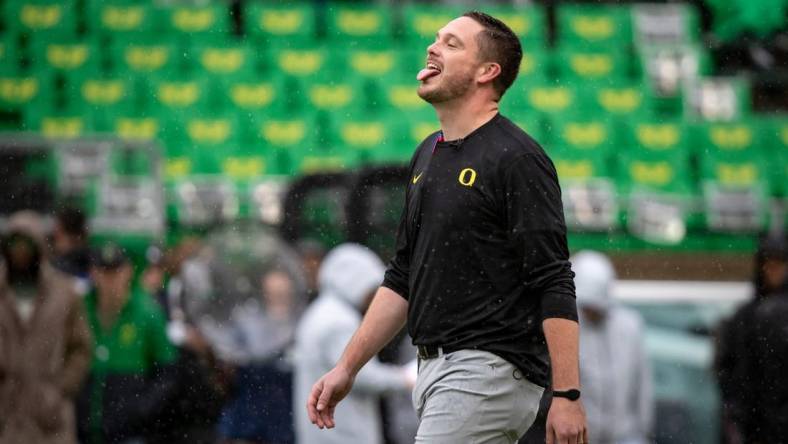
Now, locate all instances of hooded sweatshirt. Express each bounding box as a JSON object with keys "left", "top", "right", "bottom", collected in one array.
[
  {"left": 573, "top": 251, "right": 653, "bottom": 444},
  {"left": 294, "top": 244, "right": 410, "bottom": 444},
  {"left": 0, "top": 211, "right": 92, "bottom": 444}
]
